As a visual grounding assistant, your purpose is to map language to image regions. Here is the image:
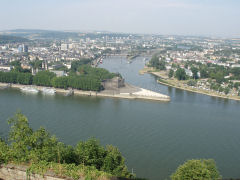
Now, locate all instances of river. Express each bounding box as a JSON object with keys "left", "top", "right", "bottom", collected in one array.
[{"left": 1, "top": 56, "right": 240, "bottom": 179}]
